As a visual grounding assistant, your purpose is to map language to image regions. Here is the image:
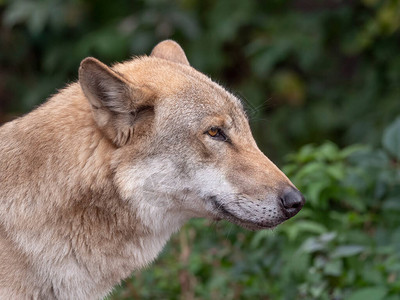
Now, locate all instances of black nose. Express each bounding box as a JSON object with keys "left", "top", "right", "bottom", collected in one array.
[{"left": 280, "top": 188, "right": 305, "bottom": 218}]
